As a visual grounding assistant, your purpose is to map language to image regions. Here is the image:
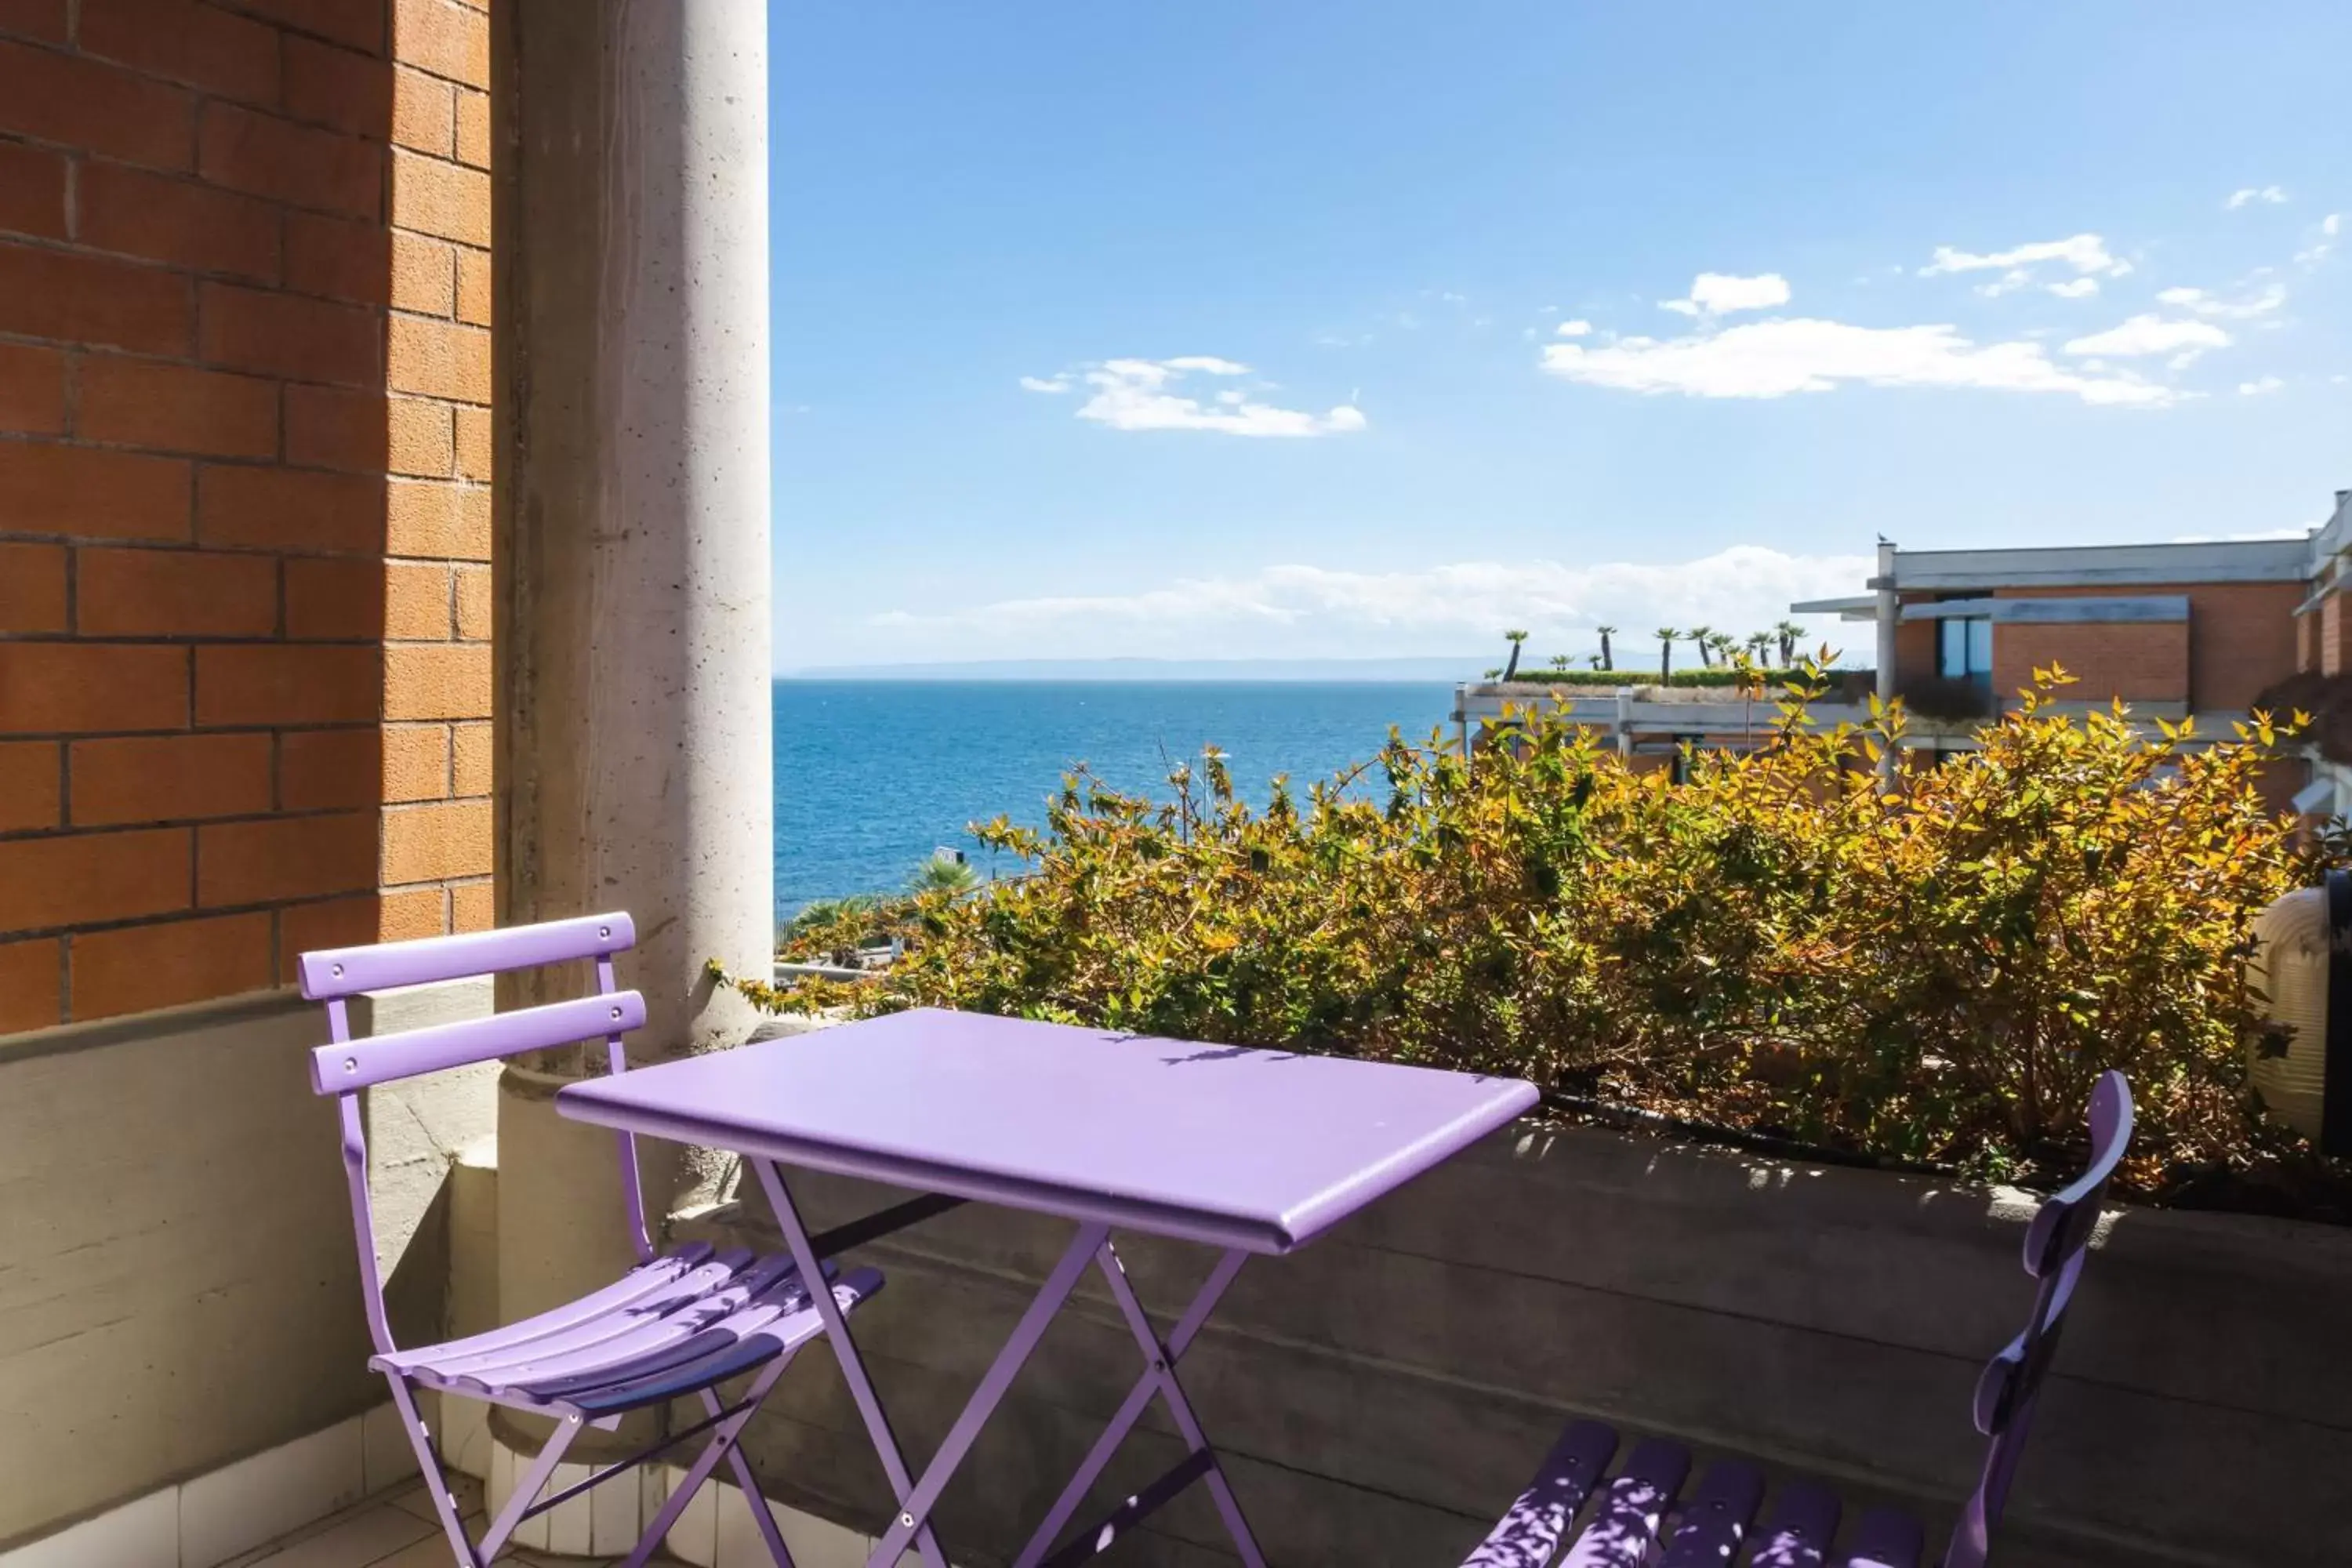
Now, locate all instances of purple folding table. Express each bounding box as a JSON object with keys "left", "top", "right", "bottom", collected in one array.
[{"left": 557, "top": 1005, "right": 1539, "bottom": 1568}]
